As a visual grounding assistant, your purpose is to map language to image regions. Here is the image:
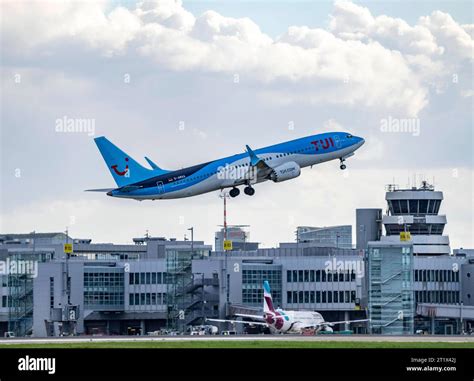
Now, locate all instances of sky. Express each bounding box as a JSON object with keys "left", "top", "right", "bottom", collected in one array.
[{"left": 0, "top": 0, "right": 473, "bottom": 249}]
